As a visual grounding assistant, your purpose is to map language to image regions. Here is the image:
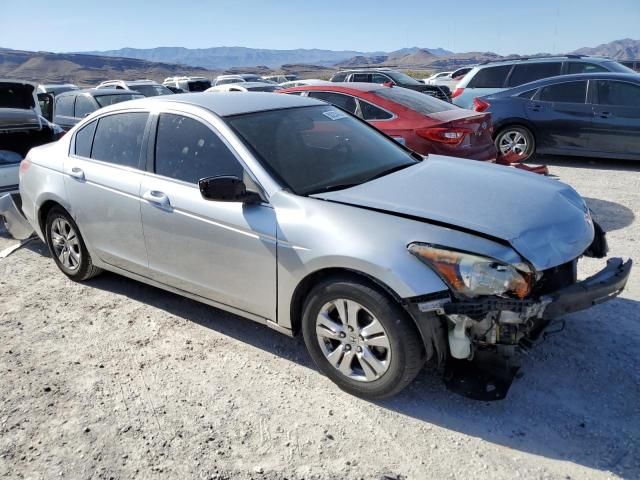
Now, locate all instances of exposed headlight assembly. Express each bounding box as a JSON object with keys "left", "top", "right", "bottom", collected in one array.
[{"left": 408, "top": 243, "right": 533, "bottom": 299}]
